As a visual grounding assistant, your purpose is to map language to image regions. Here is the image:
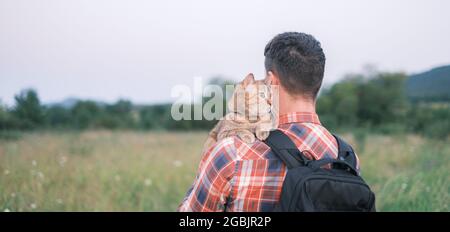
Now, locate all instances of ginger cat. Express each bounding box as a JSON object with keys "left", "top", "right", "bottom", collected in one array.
[{"left": 203, "top": 73, "right": 278, "bottom": 152}]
